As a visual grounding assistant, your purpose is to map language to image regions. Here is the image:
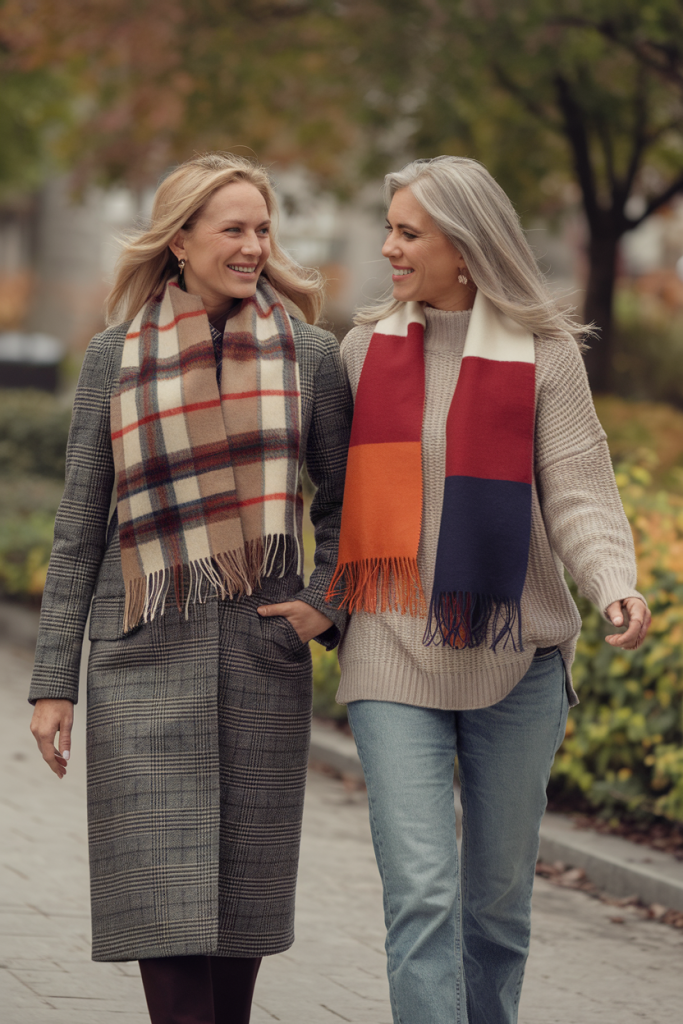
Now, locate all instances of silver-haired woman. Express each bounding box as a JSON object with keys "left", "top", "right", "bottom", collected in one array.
[
  {"left": 28, "top": 153, "right": 351, "bottom": 1024},
  {"left": 328, "top": 155, "right": 650, "bottom": 1024}
]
